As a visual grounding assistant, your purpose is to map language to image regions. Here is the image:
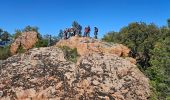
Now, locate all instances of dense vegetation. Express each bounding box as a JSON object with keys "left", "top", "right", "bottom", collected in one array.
[
  {"left": 103, "top": 20, "right": 170, "bottom": 100},
  {"left": 0, "top": 29, "right": 12, "bottom": 60},
  {"left": 0, "top": 26, "right": 59, "bottom": 59},
  {"left": 0, "top": 46, "right": 11, "bottom": 60}
]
